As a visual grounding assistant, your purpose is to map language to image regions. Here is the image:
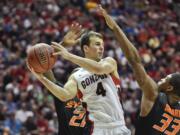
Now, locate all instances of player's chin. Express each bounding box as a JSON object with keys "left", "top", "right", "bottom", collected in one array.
[
  {"left": 97, "top": 57, "right": 102, "bottom": 61},
  {"left": 98, "top": 54, "right": 103, "bottom": 59}
]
